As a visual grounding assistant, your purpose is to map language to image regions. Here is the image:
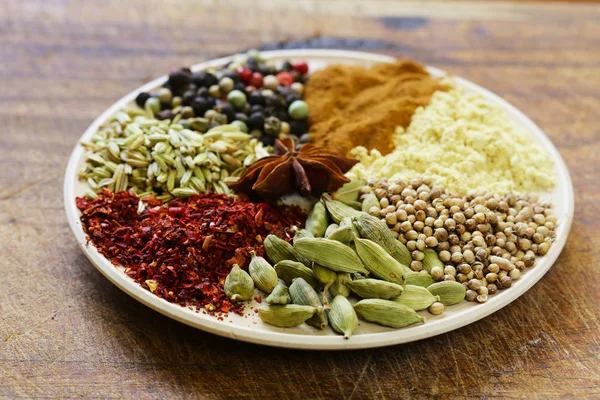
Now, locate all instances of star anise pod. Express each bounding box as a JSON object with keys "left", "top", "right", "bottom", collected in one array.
[{"left": 229, "top": 137, "right": 358, "bottom": 200}]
